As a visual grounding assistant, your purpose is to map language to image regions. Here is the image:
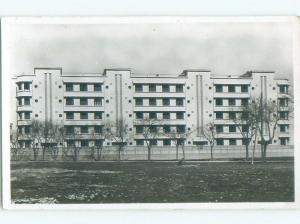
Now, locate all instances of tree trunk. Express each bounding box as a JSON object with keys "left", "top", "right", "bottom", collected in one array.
[
  {"left": 210, "top": 145, "right": 213, "bottom": 161},
  {"left": 118, "top": 145, "right": 121, "bottom": 161},
  {"left": 176, "top": 145, "right": 179, "bottom": 161},
  {"left": 182, "top": 144, "right": 185, "bottom": 161},
  {"left": 245, "top": 143, "right": 249, "bottom": 161},
  {"left": 147, "top": 146, "right": 151, "bottom": 161}
]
